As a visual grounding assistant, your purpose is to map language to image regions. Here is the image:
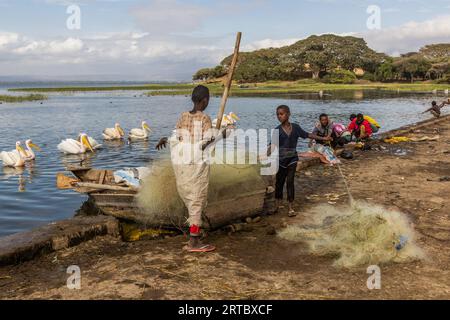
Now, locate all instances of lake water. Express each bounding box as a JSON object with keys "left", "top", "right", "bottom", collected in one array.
[{"left": 0, "top": 83, "right": 448, "bottom": 237}]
